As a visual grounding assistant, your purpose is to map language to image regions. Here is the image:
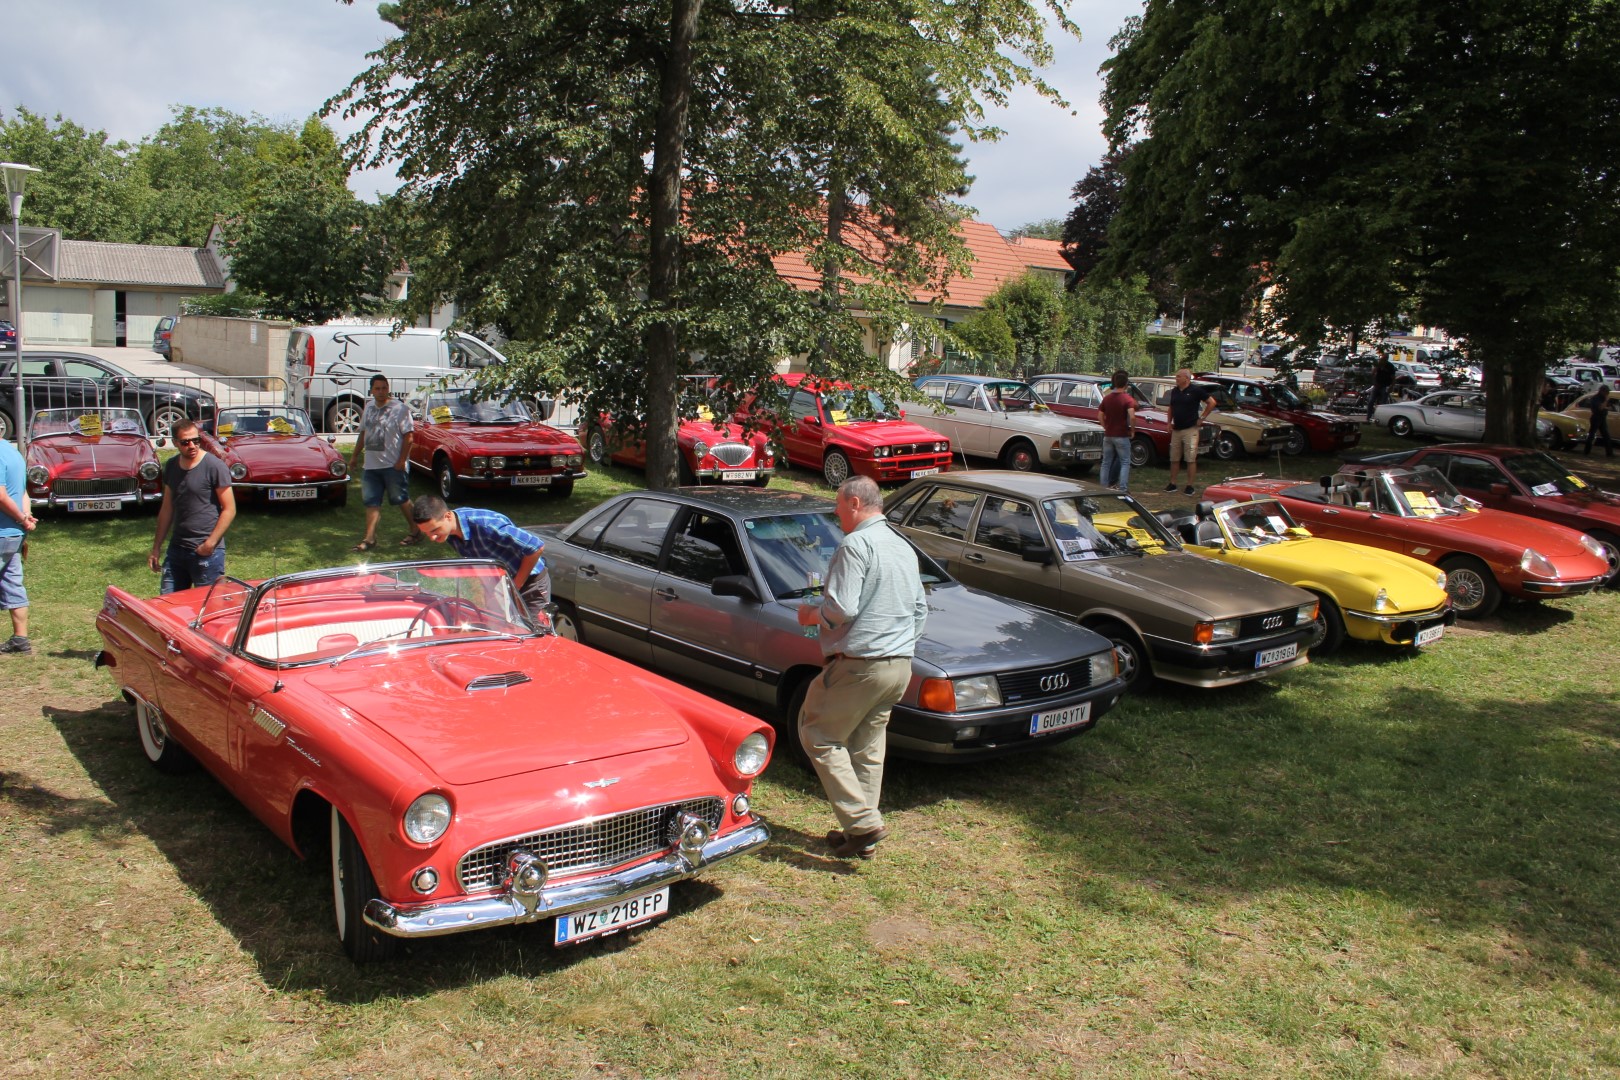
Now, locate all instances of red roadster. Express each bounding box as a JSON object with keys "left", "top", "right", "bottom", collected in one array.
[
  {"left": 94, "top": 560, "right": 773, "bottom": 961},
  {"left": 409, "top": 391, "right": 586, "bottom": 501},
  {"left": 1205, "top": 465, "right": 1612, "bottom": 618},
  {"left": 201, "top": 406, "right": 349, "bottom": 508},
  {"left": 582, "top": 403, "right": 775, "bottom": 485},
  {"left": 26, "top": 407, "right": 162, "bottom": 513}
]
